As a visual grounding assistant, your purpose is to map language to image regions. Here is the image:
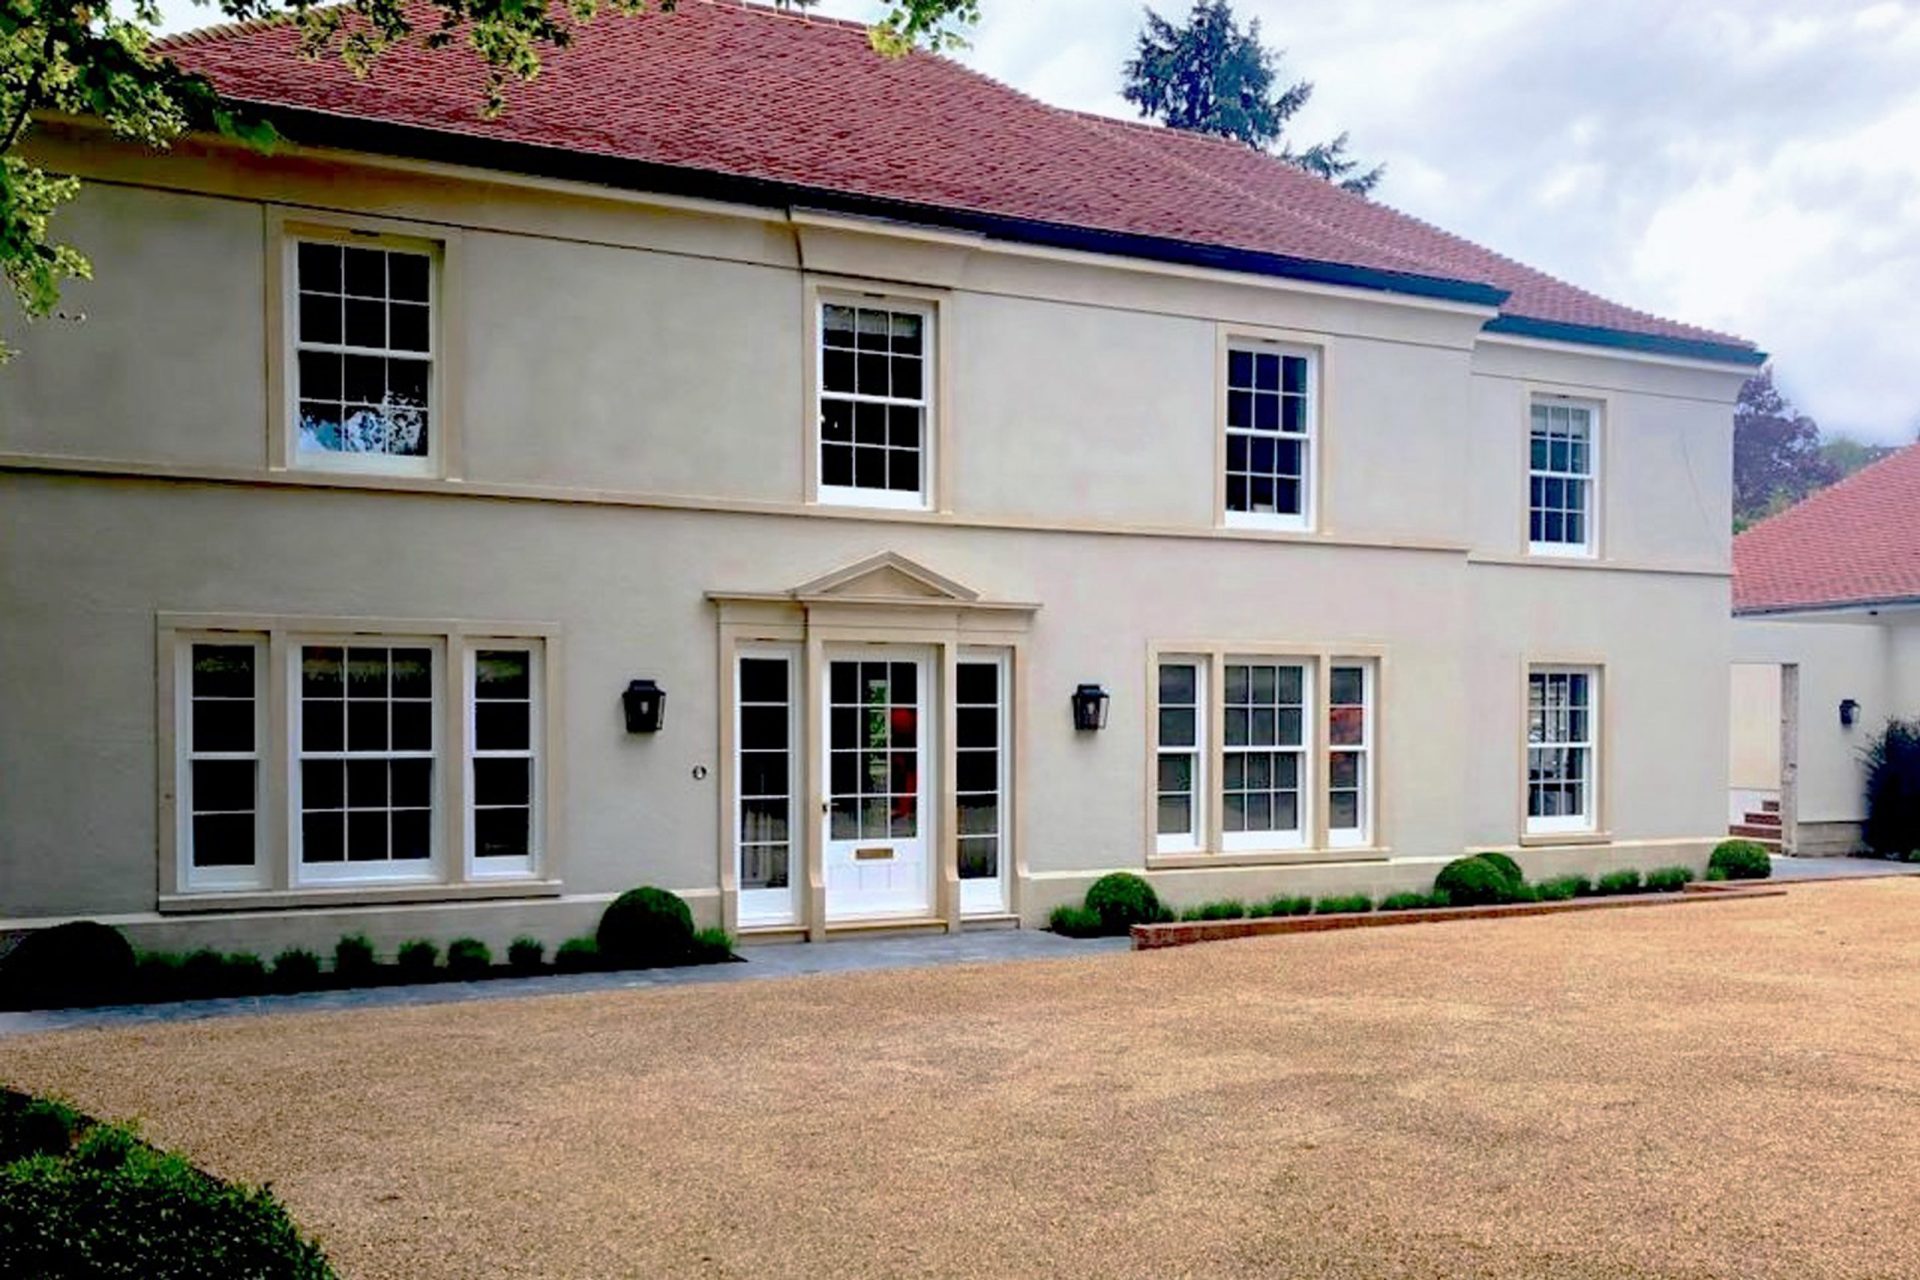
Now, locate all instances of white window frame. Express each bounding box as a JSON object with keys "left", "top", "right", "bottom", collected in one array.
[
  {"left": 464, "top": 640, "right": 544, "bottom": 881},
  {"left": 1525, "top": 665, "right": 1598, "bottom": 836},
  {"left": 735, "top": 645, "right": 801, "bottom": 928},
  {"left": 285, "top": 228, "right": 442, "bottom": 479},
  {"left": 1325, "top": 661, "right": 1373, "bottom": 850},
  {"left": 1528, "top": 397, "right": 1599, "bottom": 558},
  {"left": 956, "top": 649, "right": 1011, "bottom": 917},
  {"left": 815, "top": 297, "right": 935, "bottom": 511},
  {"left": 289, "top": 635, "right": 446, "bottom": 886},
  {"left": 1154, "top": 658, "right": 1207, "bottom": 854},
  {"left": 175, "top": 634, "right": 270, "bottom": 892},
  {"left": 1223, "top": 341, "right": 1317, "bottom": 533},
  {"left": 1219, "top": 658, "right": 1312, "bottom": 853}
]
